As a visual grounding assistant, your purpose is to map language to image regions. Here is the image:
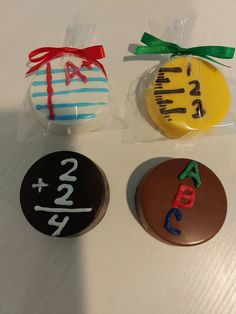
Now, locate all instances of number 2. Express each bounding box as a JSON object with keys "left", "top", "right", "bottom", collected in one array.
[
  {"left": 59, "top": 158, "right": 78, "bottom": 182},
  {"left": 189, "top": 80, "right": 201, "bottom": 96},
  {"left": 54, "top": 184, "right": 74, "bottom": 206}
]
